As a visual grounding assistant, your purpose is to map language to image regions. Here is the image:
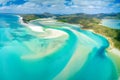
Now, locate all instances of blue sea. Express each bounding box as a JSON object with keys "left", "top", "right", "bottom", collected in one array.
[
  {"left": 101, "top": 19, "right": 120, "bottom": 29},
  {"left": 0, "top": 14, "right": 118, "bottom": 80}
]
